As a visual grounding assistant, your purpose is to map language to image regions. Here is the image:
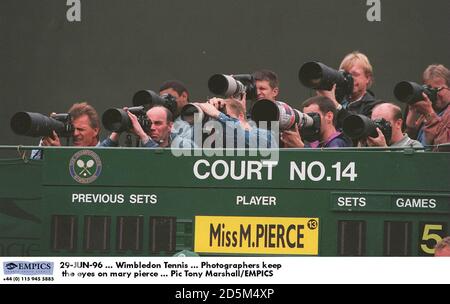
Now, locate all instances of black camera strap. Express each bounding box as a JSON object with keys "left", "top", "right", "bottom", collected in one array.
[{"left": 125, "top": 134, "right": 132, "bottom": 147}]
